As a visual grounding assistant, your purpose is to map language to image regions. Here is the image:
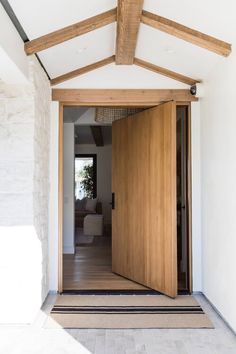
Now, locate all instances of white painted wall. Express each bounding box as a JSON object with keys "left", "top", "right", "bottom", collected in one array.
[
  {"left": 200, "top": 46, "right": 236, "bottom": 331},
  {"left": 63, "top": 123, "right": 75, "bottom": 254},
  {"left": 75, "top": 144, "right": 112, "bottom": 225},
  {"left": 191, "top": 102, "right": 202, "bottom": 292}
]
